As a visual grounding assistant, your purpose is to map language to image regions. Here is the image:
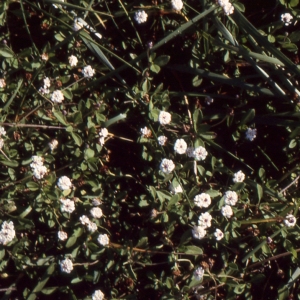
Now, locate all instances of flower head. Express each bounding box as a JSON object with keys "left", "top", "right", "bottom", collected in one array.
[
  {"left": 140, "top": 126, "right": 152, "bottom": 138},
  {"left": 160, "top": 158, "right": 175, "bottom": 174},
  {"left": 174, "top": 139, "right": 187, "bottom": 154},
  {"left": 0, "top": 138, "right": 4, "bottom": 150},
  {"left": 192, "top": 225, "right": 207, "bottom": 240},
  {"left": 41, "top": 53, "right": 49, "bottom": 61},
  {"left": 158, "top": 135, "right": 168, "bottom": 146},
  {"left": 0, "top": 79, "right": 6, "bottom": 88},
  {"left": 194, "top": 266, "right": 204, "bottom": 281},
  {"left": 281, "top": 13, "right": 293, "bottom": 26},
  {"left": 68, "top": 55, "right": 78, "bottom": 67},
  {"left": 223, "top": 2, "right": 234, "bottom": 15},
  {"left": 92, "top": 290, "right": 104, "bottom": 300},
  {"left": 79, "top": 215, "right": 90, "bottom": 225},
  {"left": 245, "top": 128, "right": 257, "bottom": 141},
  {"left": 57, "top": 176, "right": 72, "bottom": 190},
  {"left": 0, "top": 126, "right": 6, "bottom": 137},
  {"left": 32, "top": 165, "right": 48, "bottom": 180},
  {"left": 43, "top": 77, "right": 51, "bottom": 88},
  {"left": 60, "top": 199, "right": 75, "bottom": 213},
  {"left": 198, "top": 212, "right": 212, "bottom": 228},
  {"left": 221, "top": 205, "right": 233, "bottom": 218},
  {"left": 169, "top": 183, "right": 183, "bottom": 194},
  {"left": 58, "top": 231, "right": 68, "bottom": 241},
  {"left": 82, "top": 65, "right": 95, "bottom": 78},
  {"left": 158, "top": 111, "right": 172, "bottom": 125},
  {"left": 224, "top": 191, "right": 238, "bottom": 206},
  {"left": 97, "top": 233, "right": 109, "bottom": 246},
  {"left": 52, "top": 0, "right": 64, "bottom": 8},
  {"left": 49, "top": 139, "right": 58, "bottom": 151},
  {"left": 194, "top": 193, "right": 211, "bottom": 208},
  {"left": 0, "top": 221, "right": 15, "bottom": 245},
  {"left": 134, "top": 10, "right": 148, "bottom": 24},
  {"left": 73, "top": 18, "right": 84, "bottom": 31},
  {"left": 214, "top": 229, "right": 224, "bottom": 241},
  {"left": 90, "top": 207, "right": 103, "bottom": 219},
  {"left": 171, "top": 0, "right": 183, "bottom": 11},
  {"left": 284, "top": 214, "right": 296, "bottom": 227},
  {"left": 51, "top": 90, "right": 64, "bottom": 103},
  {"left": 99, "top": 128, "right": 108, "bottom": 138},
  {"left": 193, "top": 146, "right": 208, "bottom": 161},
  {"left": 60, "top": 258, "right": 73, "bottom": 273},
  {"left": 87, "top": 222, "right": 97, "bottom": 232},
  {"left": 233, "top": 170, "right": 245, "bottom": 183}
]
